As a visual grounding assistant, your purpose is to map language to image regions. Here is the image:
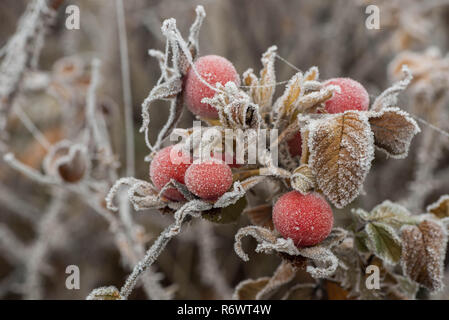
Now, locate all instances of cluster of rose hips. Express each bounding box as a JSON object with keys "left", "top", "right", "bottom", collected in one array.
[{"left": 150, "top": 54, "right": 370, "bottom": 248}]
